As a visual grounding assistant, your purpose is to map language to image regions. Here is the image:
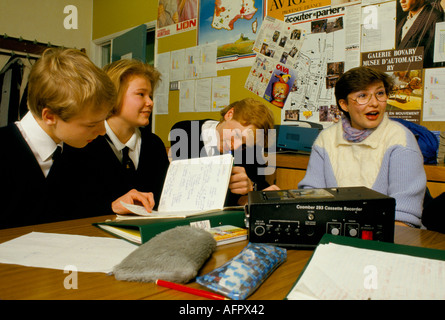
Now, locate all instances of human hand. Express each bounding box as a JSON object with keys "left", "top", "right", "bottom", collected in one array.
[
  {"left": 229, "top": 166, "right": 253, "bottom": 195},
  {"left": 111, "top": 189, "right": 155, "bottom": 214},
  {"left": 235, "top": 184, "right": 281, "bottom": 206},
  {"left": 263, "top": 184, "right": 280, "bottom": 191}
]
